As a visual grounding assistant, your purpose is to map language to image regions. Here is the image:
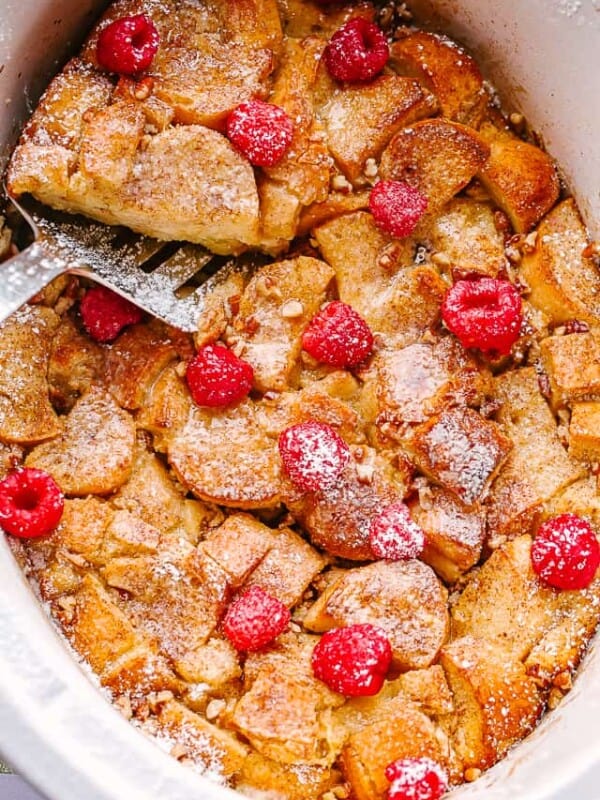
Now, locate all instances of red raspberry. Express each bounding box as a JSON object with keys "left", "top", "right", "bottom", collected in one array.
[
  {"left": 312, "top": 623, "right": 392, "bottom": 697},
  {"left": 531, "top": 513, "right": 600, "bottom": 590},
  {"left": 278, "top": 421, "right": 350, "bottom": 492},
  {"left": 227, "top": 101, "right": 294, "bottom": 167},
  {"left": 223, "top": 585, "right": 291, "bottom": 651},
  {"left": 441, "top": 278, "right": 523, "bottom": 356},
  {"left": 324, "top": 18, "right": 389, "bottom": 83},
  {"left": 96, "top": 14, "right": 160, "bottom": 76},
  {"left": 385, "top": 757, "right": 449, "bottom": 800},
  {"left": 369, "top": 180, "right": 428, "bottom": 238},
  {"left": 369, "top": 502, "right": 425, "bottom": 561},
  {"left": 302, "top": 301, "right": 374, "bottom": 368},
  {"left": 0, "top": 468, "right": 64, "bottom": 539},
  {"left": 186, "top": 343, "right": 254, "bottom": 408},
  {"left": 80, "top": 285, "right": 143, "bottom": 343}
]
